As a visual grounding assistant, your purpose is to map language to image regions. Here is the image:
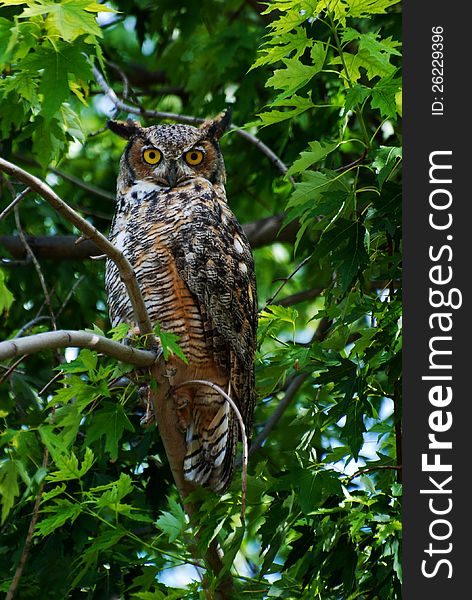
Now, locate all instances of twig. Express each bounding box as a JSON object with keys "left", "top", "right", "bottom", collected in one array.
[
  {"left": 14, "top": 316, "right": 52, "bottom": 339},
  {"left": 249, "top": 318, "right": 332, "bottom": 457},
  {"left": 173, "top": 379, "right": 248, "bottom": 524},
  {"left": 38, "top": 369, "right": 64, "bottom": 396},
  {"left": 249, "top": 372, "right": 310, "bottom": 458},
  {"left": 92, "top": 65, "right": 292, "bottom": 180},
  {"left": 0, "top": 187, "right": 31, "bottom": 222},
  {"left": 275, "top": 287, "right": 324, "bottom": 307},
  {"left": 6, "top": 448, "right": 49, "bottom": 600},
  {"left": 107, "top": 60, "right": 130, "bottom": 100},
  {"left": 49, "top": 167, "right": 115, "bottom": 201},
  {"left": 0, "top": 157, "right": 154, "bottom": 342},
  {"left": 14, "top": 205, "right": 57, "bottom": 330},
  {"left": 345, "top": 465, "right": 402, "bottom": 483},
  {"left": 10, "top": 155, "right": 115, "bottom": 202},
  {"left": 262, "top": 254, "right": 313, "bottom": 311},
  {"left": 0, "top": 354, "right": 29, "bottom": 386},
  {"left": 0, "top": 330, "right": 156, "bottom": 367},
  {"left": 55, "top": 275, "right": 85, "bottom": 320}
]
